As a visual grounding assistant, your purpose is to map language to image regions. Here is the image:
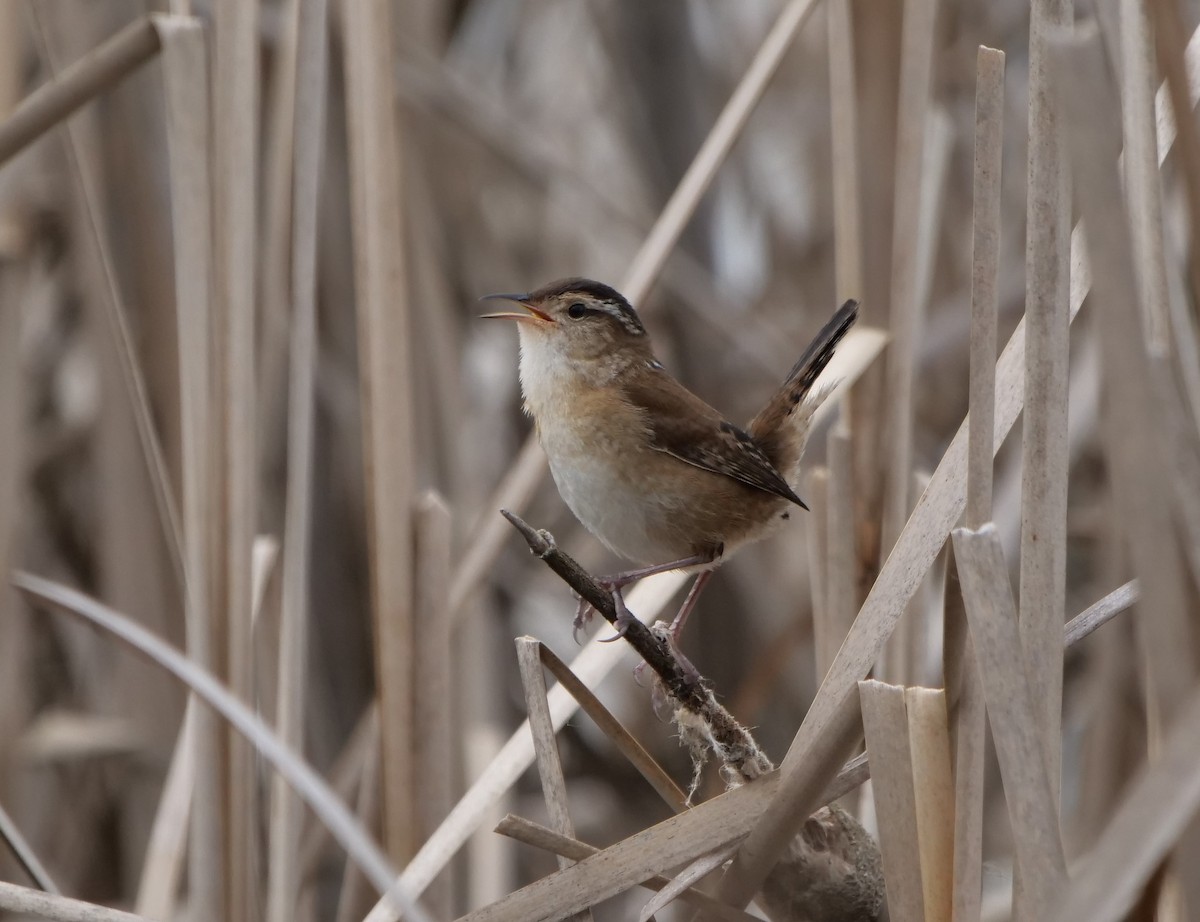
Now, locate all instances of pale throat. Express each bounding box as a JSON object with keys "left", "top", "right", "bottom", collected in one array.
[{"left": 516, "top": 326, "right": 630, "bottom": 418}]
